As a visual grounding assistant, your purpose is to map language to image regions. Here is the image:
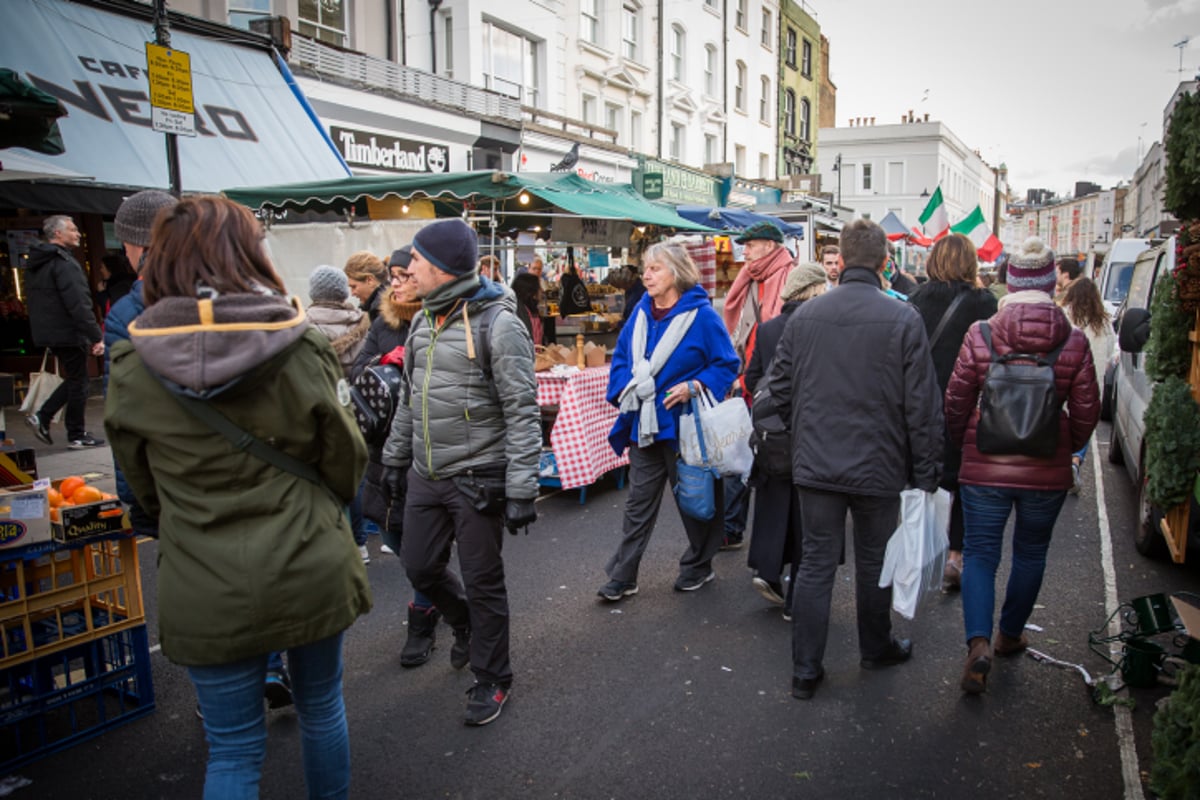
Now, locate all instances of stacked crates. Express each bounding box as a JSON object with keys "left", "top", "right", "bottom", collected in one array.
[{"left": 0, "top": 537, "right": 154, "bottom": 771}]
